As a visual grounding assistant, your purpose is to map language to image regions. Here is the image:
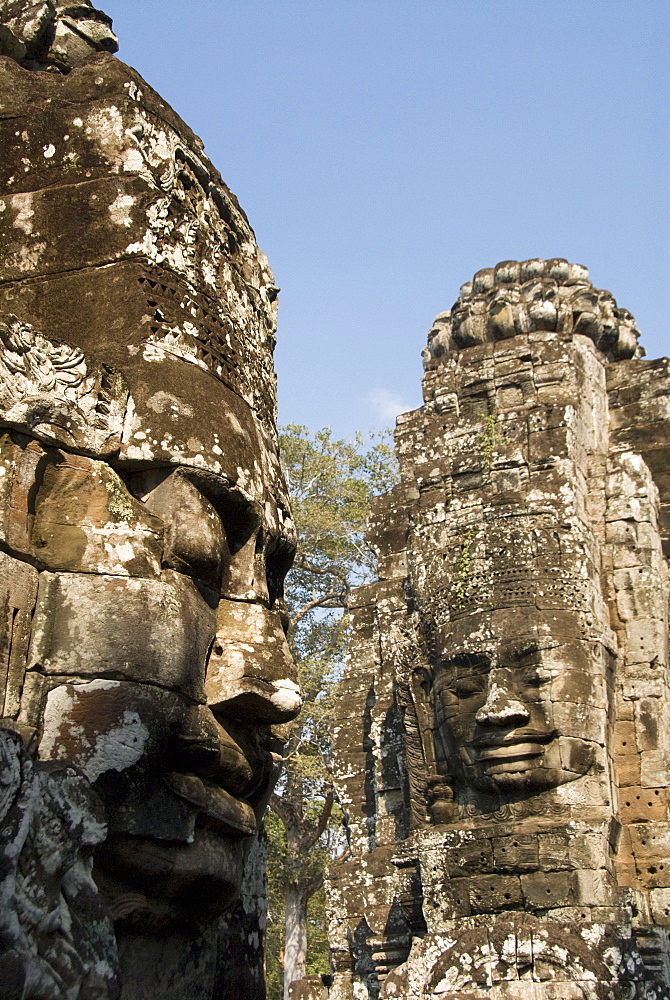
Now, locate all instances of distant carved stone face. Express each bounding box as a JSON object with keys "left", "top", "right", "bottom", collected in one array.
[
  {"left": 432, "top": 614, "right": 604, "bottom": 794},
  {"left": 403, "top": 259, "right": 640, "bottom": 812}
]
